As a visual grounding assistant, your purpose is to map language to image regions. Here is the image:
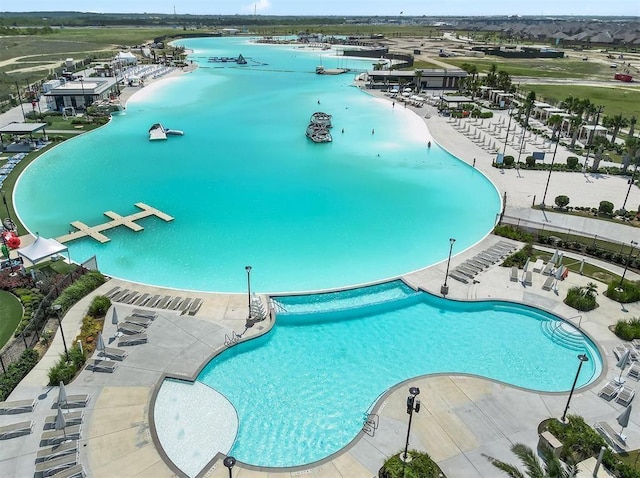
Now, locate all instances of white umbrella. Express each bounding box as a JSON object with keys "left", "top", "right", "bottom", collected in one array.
[
  {"left": 617, "top": 404, "right": 632, "bottom": 436},
  {"left": 579, "top": 258, "right": 585, "bottom": 275},
  {"left": 617, "top": 350, "right": 631, "bottom": 382},
  {"left": 111, "top": 308, "right": 118, "bottom": 326},
  {"left": 557, "top": 252, "right": 564, "bottom": 266},
  {"left": 97, "top": 332, "right": 106, "bottom": 358},
  {"left": 522, "top": 258, "right": 530, "bottom": 283},
  {"left": 55, "top": 406, "right": 67, "bottom": 439},
  {"left": 58, "top": 381, "right": 67, "bottom": 409},
  {"left": 550, "top": 249, "right": 559, "bottom": 265}
]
